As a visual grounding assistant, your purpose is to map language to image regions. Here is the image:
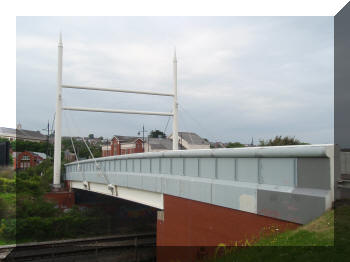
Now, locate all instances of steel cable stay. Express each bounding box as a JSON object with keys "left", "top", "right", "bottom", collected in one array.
[
  {"left": 163, "top": 108, "right": 172, "bottom": 135},
  {"left": 64, "top": 111, "right": 110, "bottom": 186},
  {"left": 178, "top": 105, "right": 221, "bottom": 144},
  {"left": 62, "top": 111, "right": 84, "bottom": 181}
]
